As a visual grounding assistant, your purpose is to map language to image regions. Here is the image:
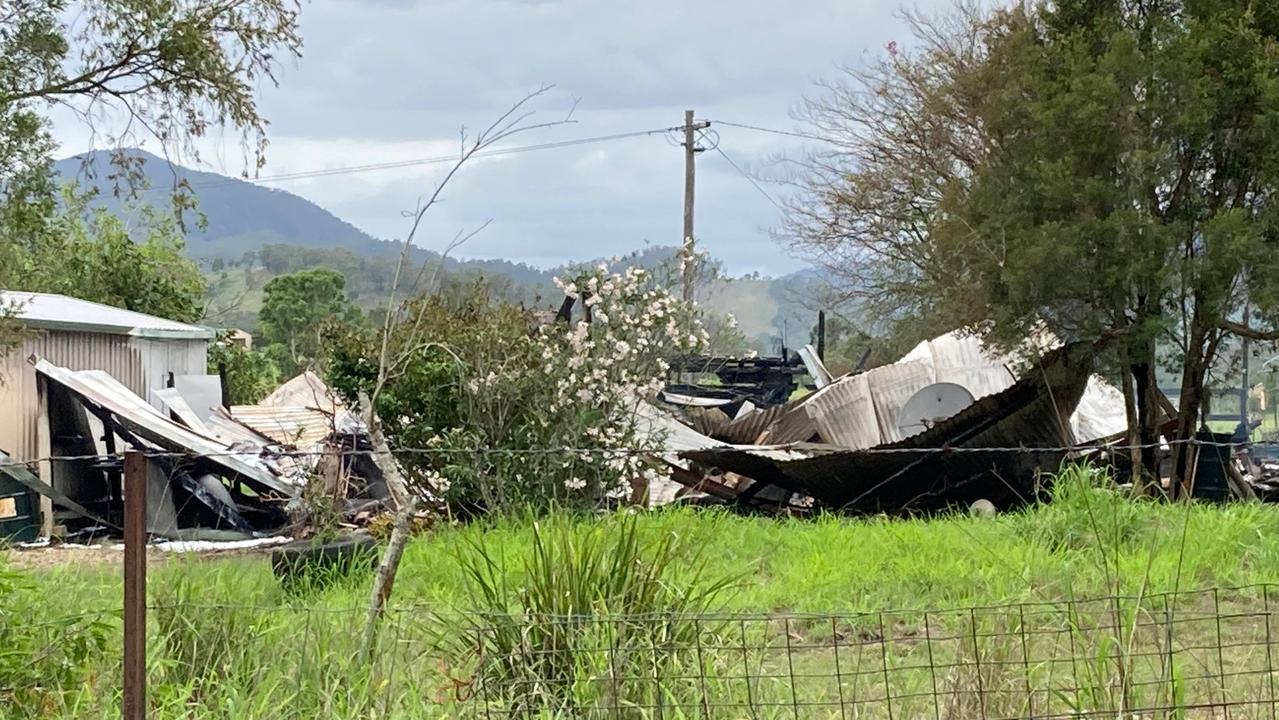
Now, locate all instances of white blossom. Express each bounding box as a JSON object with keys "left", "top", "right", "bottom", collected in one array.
[{"left": 425, "top": 469, "right": 451, "bottom": 494}]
